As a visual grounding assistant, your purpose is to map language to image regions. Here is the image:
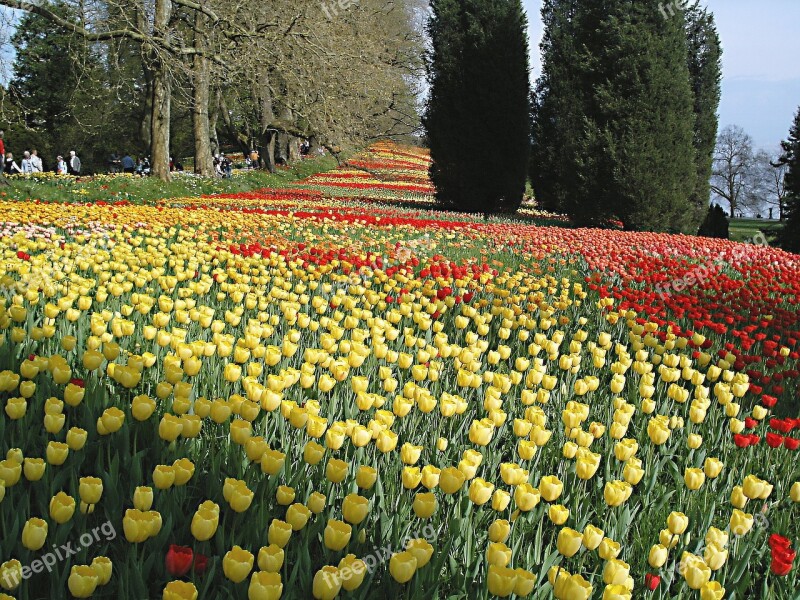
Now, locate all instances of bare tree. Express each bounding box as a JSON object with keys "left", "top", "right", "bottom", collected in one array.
[{"left": 711, "top": 125, "right": 757, "bottom": 217}]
